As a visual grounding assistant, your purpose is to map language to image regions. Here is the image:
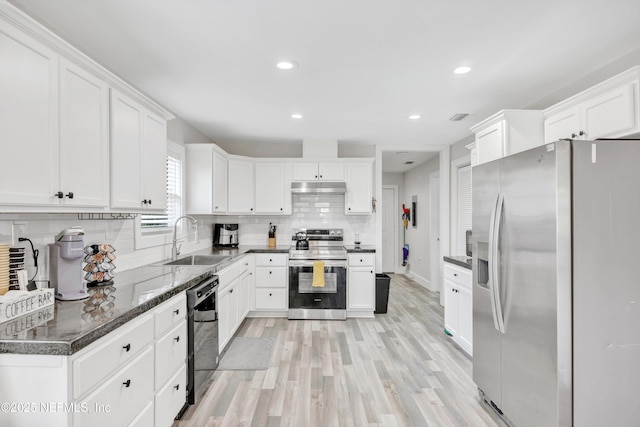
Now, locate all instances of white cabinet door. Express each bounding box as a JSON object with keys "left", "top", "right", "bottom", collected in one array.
[
  {"left": 0, "top": 22, "right": 59, "bottom": 206},
  {"left": 255, "top": 163, "right": 287, "bottom": 214},
  {"left": 238, "top": 271, "right": 250, "bottom": 319},
  {"left": 110, "top": 90, "right": 143, "bottom": 209},
  {"left": 457, "top": 286, "right": 473, "bottom": 356},
  {"left": 141, "top": 111, "right": 167, "bottom": 211},
  {"left": 227, "top": 159, "right": 254, "bottom": 213},
  {"left": 293, "top": 163, "right": 320, "bottom": 181},
  {"left": 59, "top": 59, "right": 109, "bottom": 207},
  {"left": 475, "top": 121, "right": 504, "bottom": 165},
  {"left": 443, "top": 280, "right": 458, "bottom": 337},
  {"left": 544, "top": 106, "right": 580, "bottom": 143},
  {"left": 345, "top": 163, "right": 372, "bottom": 214},
  {"left": 318, "top": 163, "right": 344, "bottom": 181},
  {"left": 218, "top": 281, "right": 240, "bottom": 353},
  {"left": 212, "top": 149, "right": 228, "bottom": 213},
  {"left": 582, "top": 82, "right": 638, "bottom": 139},
  {"left": 347, "top": 267, "right": 375, "bottom": 310}
]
